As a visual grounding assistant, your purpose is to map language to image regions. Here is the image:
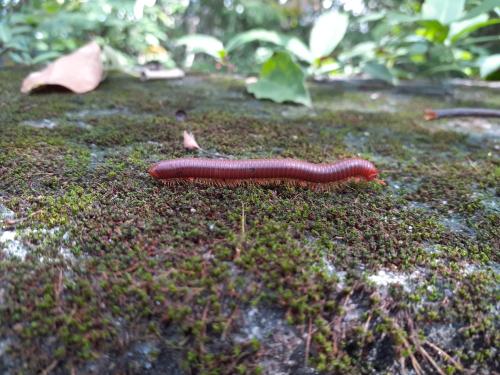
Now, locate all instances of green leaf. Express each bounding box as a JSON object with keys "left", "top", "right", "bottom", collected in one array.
[
  {"left": 284, "top": 37, "right": 314, "bottom": 64},
  {"left": 449, "top": 18, "right": 500, "bottom": 43},
  {"left": 311, "top": 59, "right": 340, "bottom": 75},
  {"left": 31, "top": 51, "right": 61, "bottom": 65},
  {"left": 424, "top": 64, "right": 467, "bottom": 76},
  {"left": 254, "top": 47, "right": 273, "bottom": 64},
  {"left": 449, "top": 14, "right": 489, "bottom": 42},
  {"left": 362, "top": 61, "right": 397, "bottom": 85},
  {"left": 176, "top": 34, "right": 225, "bottom": 61},
  {"left": 384, "top": 12, "right": 421, "bottom": 24},
  {"left": 416, "top": 20, "right": 450, "bottom": 43},
  {"left": 226, "top": 29, "right": 313, "bottom": 63},
  {"left": 0, "top": 22, "right": 12, "bottom": 44},
  {"left": 460, "top": 0, "right": 500, "bottom": 21},
  {"left": 358, "top": 12, "right": 386, "bottom": 23},
  {"left": 339, "top": 42, "right": 376, "bottom": 62},
  {"left": 226, "top": 29, "right": 281, "bottom": 51},
  {"left": 309, "top": 11, "right": 348, "bottom": 59},
  {"left": 421, "top": 0, "right": 465, "bottom": 25},
  {"left": 479, "top": 54, "right": 500, "bottom": 80},
  {"left": 247, "top": 52, "right": 311, "bottom": 107},
  {"left": 101, "top": 45, "right": 139, "bottom": 77}
]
